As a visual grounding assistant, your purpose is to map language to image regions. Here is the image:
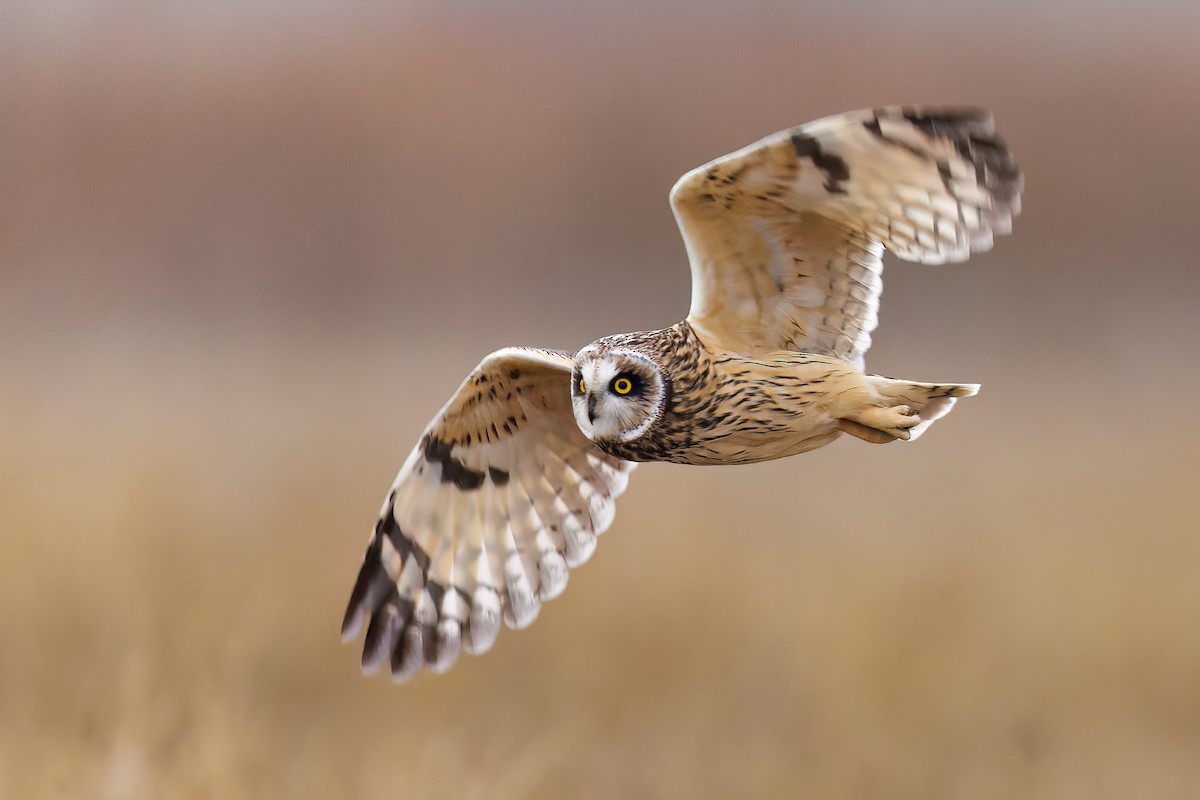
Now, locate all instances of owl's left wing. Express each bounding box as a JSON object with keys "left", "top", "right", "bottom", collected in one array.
[
  {"left": 341, "top": 348, "right": 635, "bottom": 683},
  {"left": 672, "top": 107, "right": 1021, "bottom": 367}
]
